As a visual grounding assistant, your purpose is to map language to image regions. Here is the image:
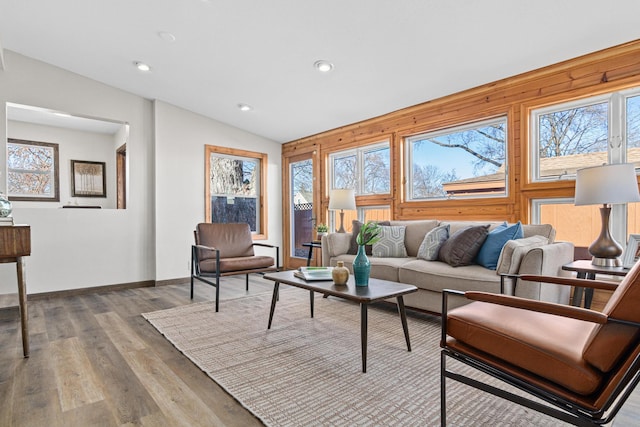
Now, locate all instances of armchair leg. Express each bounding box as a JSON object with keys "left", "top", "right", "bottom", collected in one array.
[
  {"left": 215, "top": 274, "right": 220, "bottom": 312},
  {"left": 246, "top": 274, "right": 249, "bottom": 291},
  {"left": 440, "top": 351, "right": 447, "bottom": 427}
]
